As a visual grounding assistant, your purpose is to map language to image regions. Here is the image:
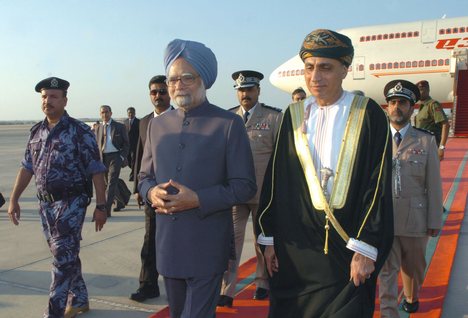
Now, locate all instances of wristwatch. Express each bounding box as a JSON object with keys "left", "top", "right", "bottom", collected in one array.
[
  {"left": 95, "top": 204, "right": 107, "bottom": 212},
  {"left": 439, "top": 145, "right": 446, "bottom": 150}
]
